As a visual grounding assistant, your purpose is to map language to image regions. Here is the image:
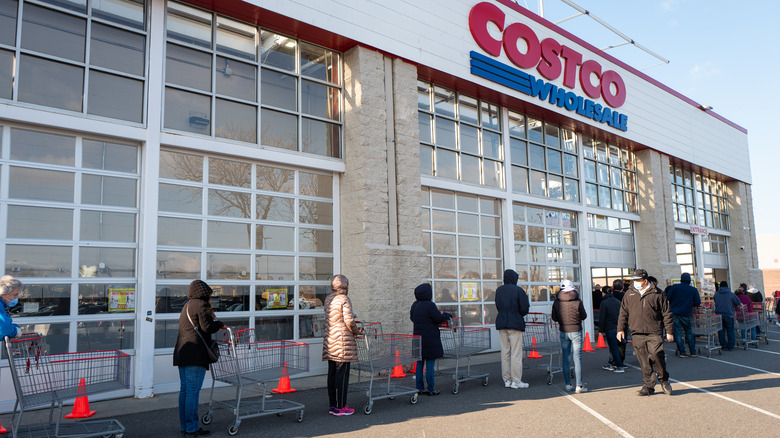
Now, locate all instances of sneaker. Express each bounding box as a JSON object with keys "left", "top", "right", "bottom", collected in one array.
[
  {"left": 636, "top": 387, "right": 654, "bottom": 396},
  {"left": 661, "top": 381, "right": 673, "bottom": 395},
  {"left": 427, "top": 390, "right": 441, "bottom": 396},
  {"left": 504, "top": 380, "right": 512, "bottom": 388},
  {"left": 185, "top": 429, "right": 211, "bottom": 437},
  {"left": 602, "top": 364, "right": 615, "bottom": 371},
  {"left": 329, "top": 406, "right": 339, "bottom": 416},
  {"left": 678, "top": 352, "right": 689, "bottom": 358},
  {"left": 612, "top": 366, "right": 625, "bottom": 373},
  {"left": 565, "top": 384, "right": 573, "bottom": 392},
  {"left": 510, "top": 381, "right": 529, "bottom": 389},
  {"left": 575, "top": 385, "right": 587, "bottom": 393},
  {"left": 337, "top": 406, "right": 355, "bottom": 416},
  {"left": 689, "top": 352, "right": 697, "bottom": 358}
]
